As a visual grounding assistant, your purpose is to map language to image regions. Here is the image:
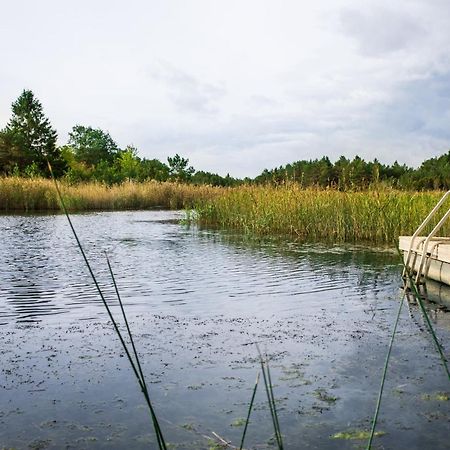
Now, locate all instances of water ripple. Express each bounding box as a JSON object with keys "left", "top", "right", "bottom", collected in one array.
[{"left": 0, "top": 211, "right": 400, "bottom": 323}]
